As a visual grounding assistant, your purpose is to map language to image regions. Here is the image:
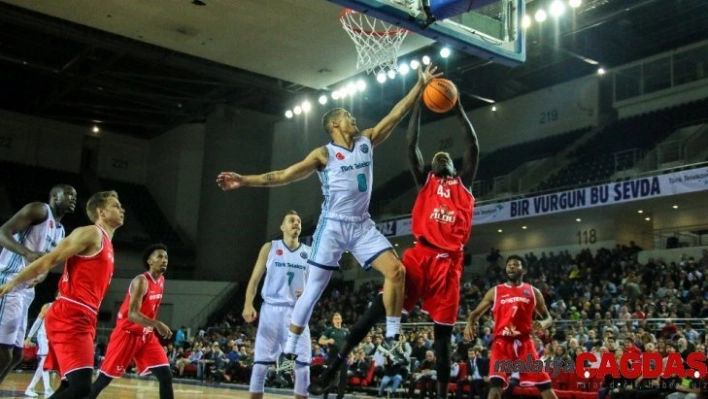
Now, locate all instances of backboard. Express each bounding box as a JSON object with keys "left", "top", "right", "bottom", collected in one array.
[{"left": 326, "top": 0, "right": 526, "bottom": 67}]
